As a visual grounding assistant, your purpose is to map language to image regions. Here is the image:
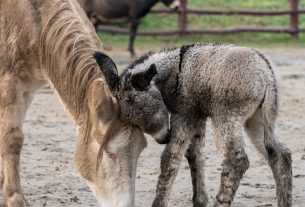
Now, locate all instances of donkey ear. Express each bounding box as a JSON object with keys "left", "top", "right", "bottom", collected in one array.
[
  {"left": 93, "top": 52, "right": 120, "bottom": 91},
  {"left": 131, "top": 64, "right": 157, "bottom": 91}
]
